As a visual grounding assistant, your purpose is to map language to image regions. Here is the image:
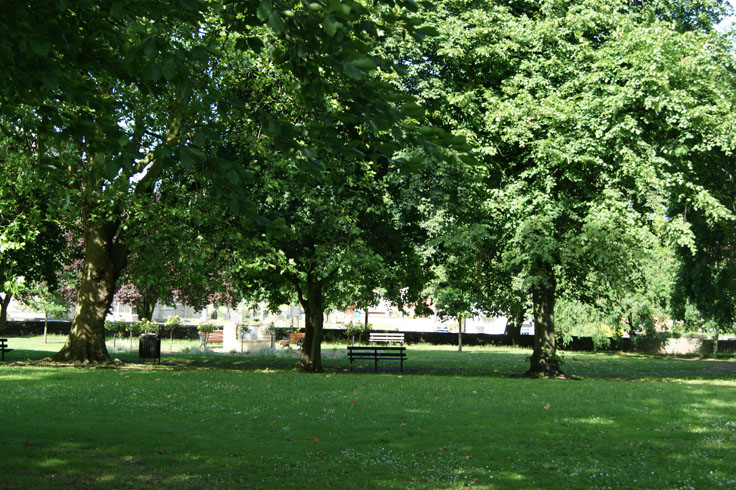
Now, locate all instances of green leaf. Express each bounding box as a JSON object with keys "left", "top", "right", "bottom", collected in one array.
[
  {"left": 267, "top": 119, "right": 281, "bottom": 137},
  {"left": 105, "top": 160, "right": 119, "bottom": 180},
  {"left": 323, "top": 15, "right": 341, "bottom": 37},
  {"left": 227, "top": 169, "right": 240, "bottom": 186},
  {"left": 351, "top": 56, "right": 377, "bottom": 71},
  {"left": 257, "top": 0, "right": 273, "bottom": 22},
  {"left": 394, "top": 63, "right": 409, "bottom": 76},
  {"left": 39, "top": 73, "right": 59, "bottom": 90},
  {"left": 399, "top": 102, "right": 425, "bottom": 119},
  {"left": 110, "top": 1, "right": 124, "bottom": 16},
  {"left": 178, "top": 0, "right": 201, "bottom": 11},
  {"left": 342, "top": 61, "right": 363, "bottom": 80},
  {"left": 268, "top": 11, "right": 285, "bottom": 35},
  {"left": 328, "top": 0, "right": 351, "bottom": 15},
  {"left": 190, "top": 46, "right": 209, "bottom": 63},
  {"left": 146, "top": 62, "right": 163, "bottom": 81},
  {"left": 416, "top": 26, "right": 439, "bottom": 37},
  {"left": 162, "top": 60, "right": 177, "bottom": 80},
  {"left": 29, "top": 39, "right": 50, "bottom": 57},
  {"left": 93, "top": 153, "right": 105, "bottom": 166},
  {"left": 180, "top": 147, "right": 206, "bottom": 168},
  {"left": 255, "top": 215, "right": 271, "bottom": 227}
]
